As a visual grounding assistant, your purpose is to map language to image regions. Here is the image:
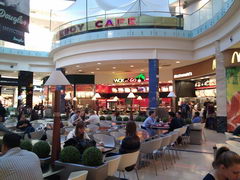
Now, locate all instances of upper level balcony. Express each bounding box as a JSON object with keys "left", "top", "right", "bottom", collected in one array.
[{"left": 0, "top": 0, "right": 236, "bottom": 55}]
